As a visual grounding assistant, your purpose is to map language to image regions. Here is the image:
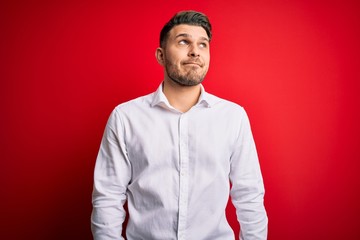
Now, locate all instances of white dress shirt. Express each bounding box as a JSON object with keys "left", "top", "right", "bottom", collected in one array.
[{"left": 91, "top": 83, "right": 268, "bottom": 240}]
